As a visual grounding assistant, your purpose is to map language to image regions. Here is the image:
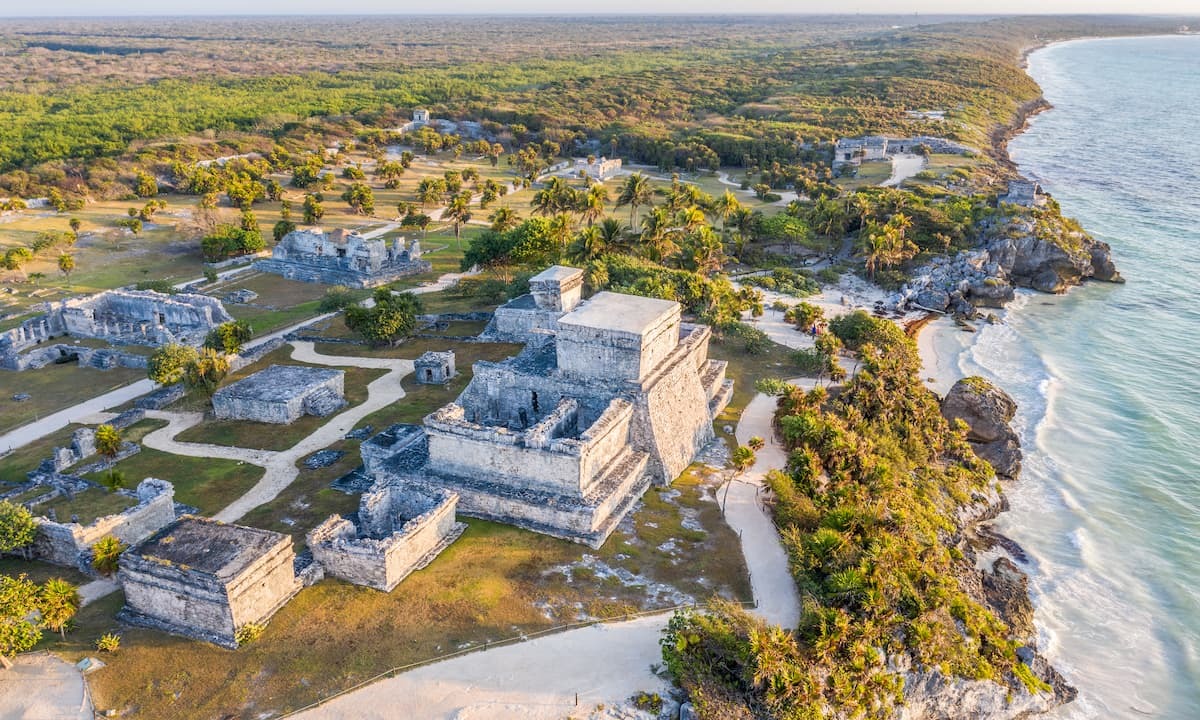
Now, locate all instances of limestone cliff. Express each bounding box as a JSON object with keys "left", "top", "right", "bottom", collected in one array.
[
  {"left": 900, "top": 376, "right": 1077, "bottom": 719},
  {"left": 900, "top": 200, "right": 1122, "bottom": 314}
]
